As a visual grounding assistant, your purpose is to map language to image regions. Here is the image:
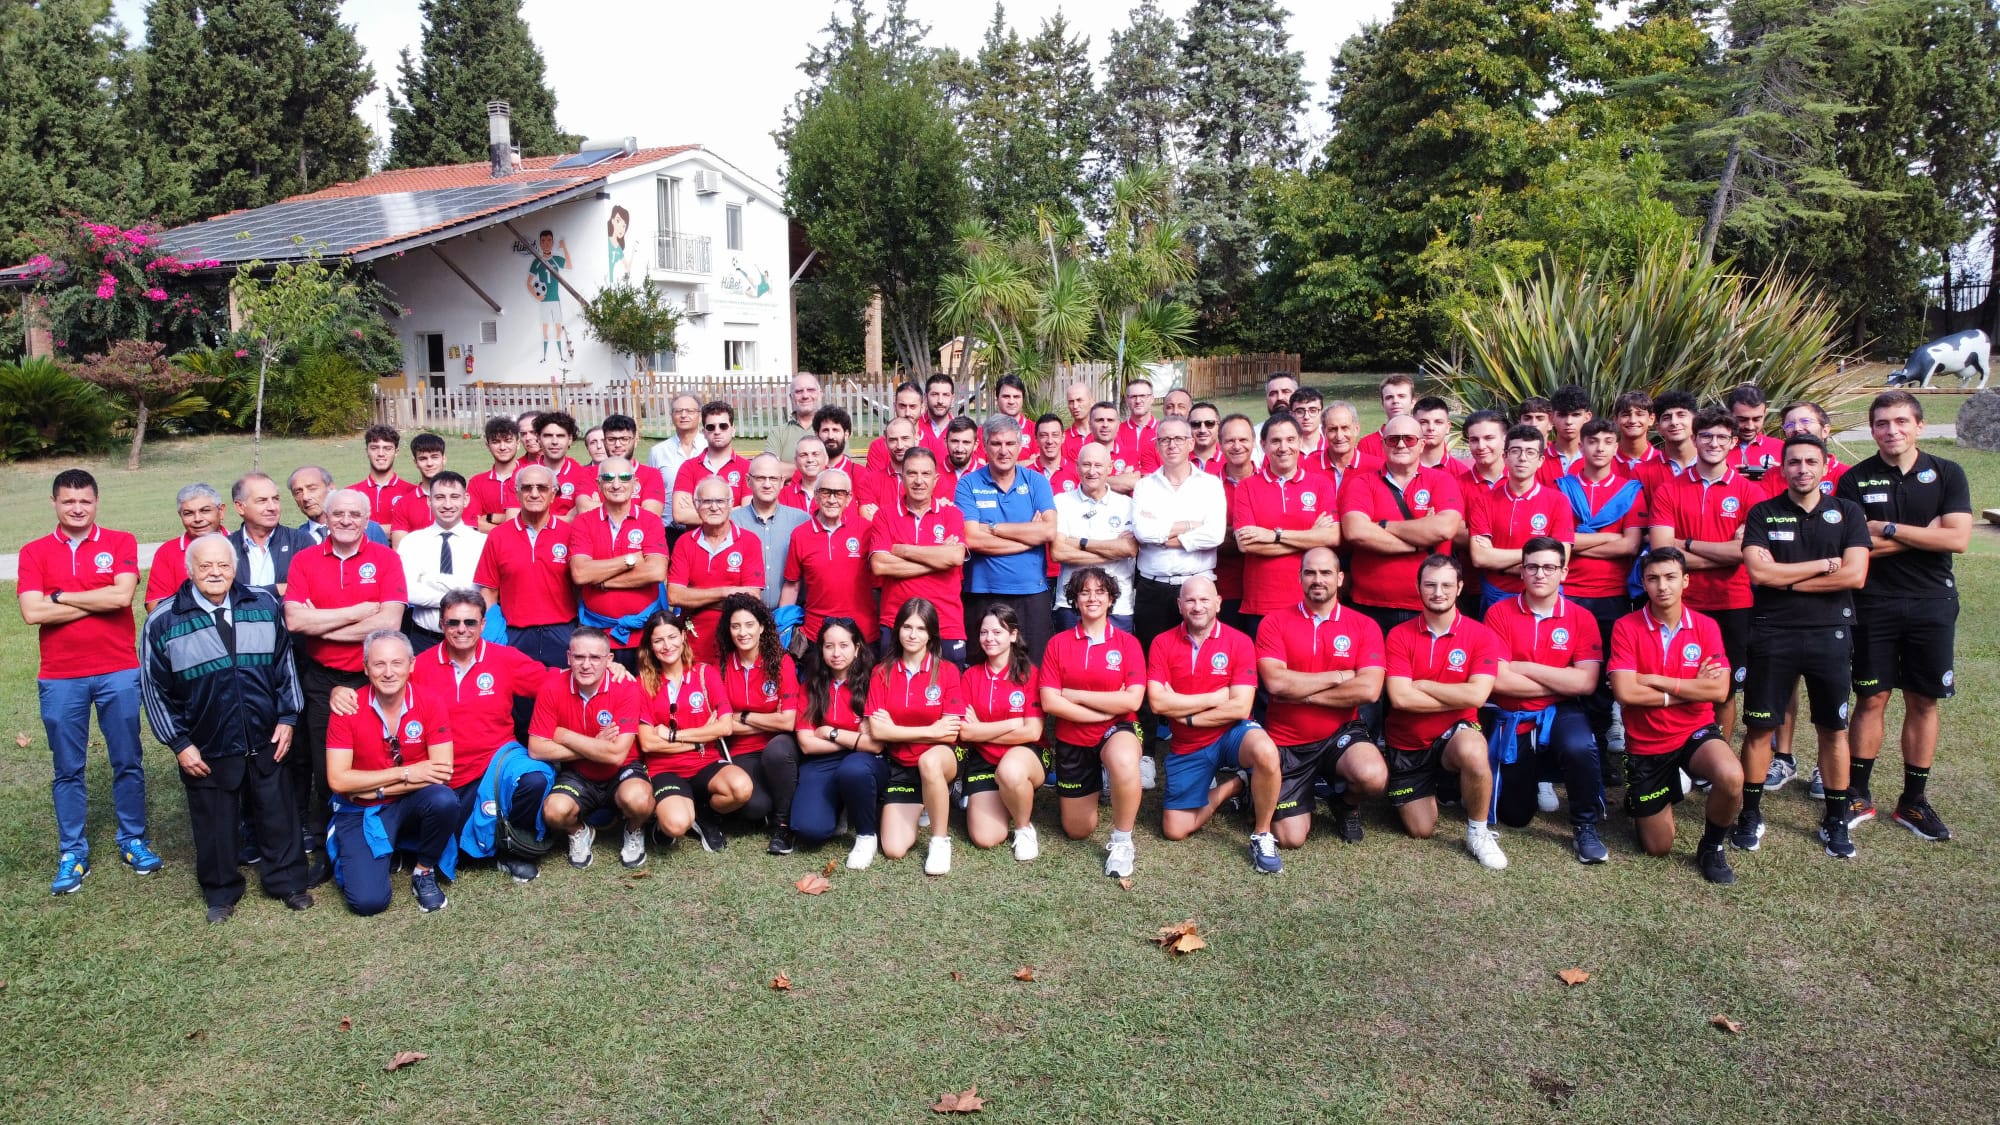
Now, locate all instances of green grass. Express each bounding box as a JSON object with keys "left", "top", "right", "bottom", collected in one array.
[{"left": 3, "top": 410, "right": 2000, "bottom": 1122}]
